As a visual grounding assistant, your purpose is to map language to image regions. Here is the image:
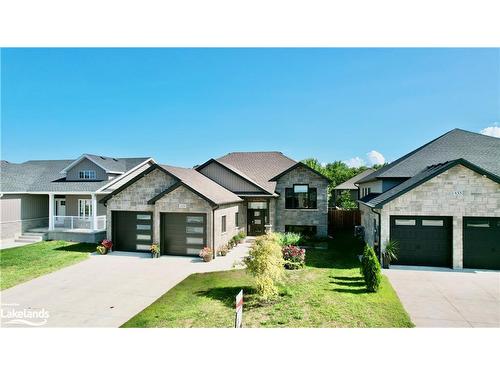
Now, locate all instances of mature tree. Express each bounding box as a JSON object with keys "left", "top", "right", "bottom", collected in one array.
[
  {"left": 338, "top": 190, "right": 357, "bottom": 210},
  {"left": 302, "top": 157, "right": 380, "bottom": 207}
]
